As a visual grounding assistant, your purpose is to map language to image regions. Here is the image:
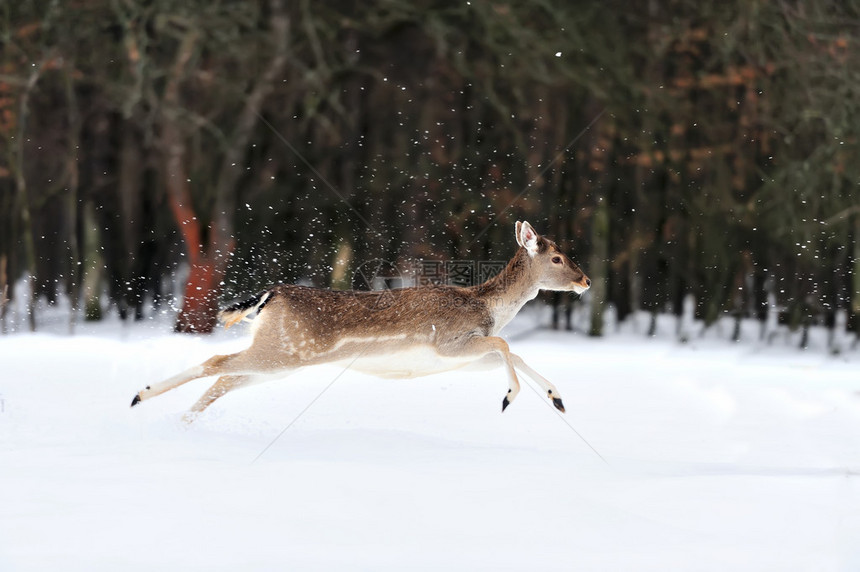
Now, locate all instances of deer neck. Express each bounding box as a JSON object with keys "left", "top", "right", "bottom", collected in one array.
[{"left": 474, "top": 249, "right": 540, "bottom": 333}]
